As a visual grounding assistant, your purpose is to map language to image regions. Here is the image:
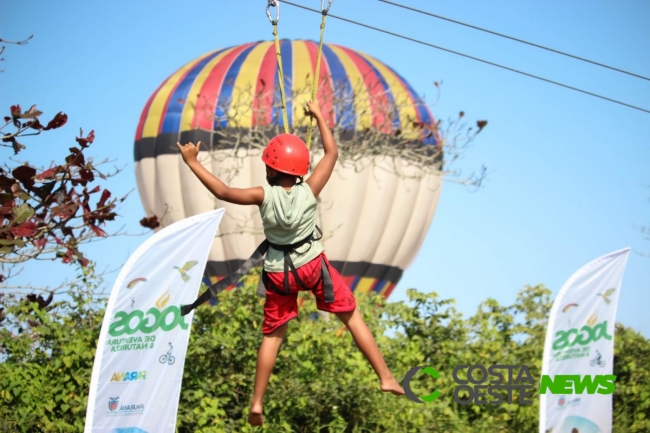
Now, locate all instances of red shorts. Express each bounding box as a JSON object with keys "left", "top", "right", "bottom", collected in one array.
[{"left": 262, "top": 253, "right": 356, "bottom": 334}]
